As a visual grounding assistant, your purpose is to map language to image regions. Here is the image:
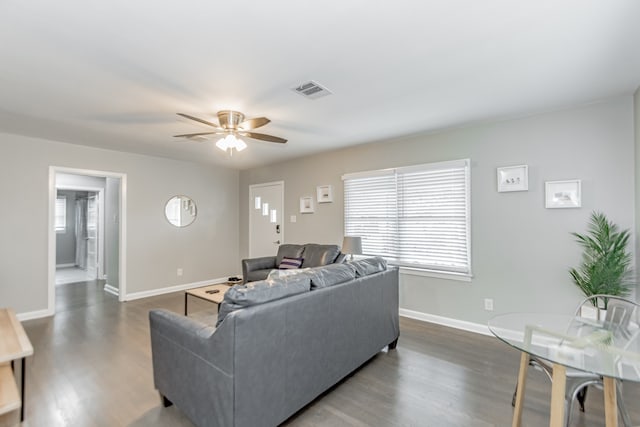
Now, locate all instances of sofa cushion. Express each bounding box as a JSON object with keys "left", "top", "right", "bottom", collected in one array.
[
  {"left": 279, "top": 256, "right": 304, "bottom": 269},
  {"left": 301, "top": 244, "right": 340, "bottom": 268},
  {"left": 309, "top": 263, "right": 357, "bottom": 289},
  {"left": 351, "top": 257, "right": 388, "bottom": 277},
  {"left": 245, "top": 268, "right": 272, "bottom": 283},
  {"left": 276, "top": 244, "right": 305, "bottom": 266},
  {"left": 268, "top": 267, "right": 311, "bottom": 280},
  {"left": 216, "top": 276, "right": 311, "bottom": 326}
]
